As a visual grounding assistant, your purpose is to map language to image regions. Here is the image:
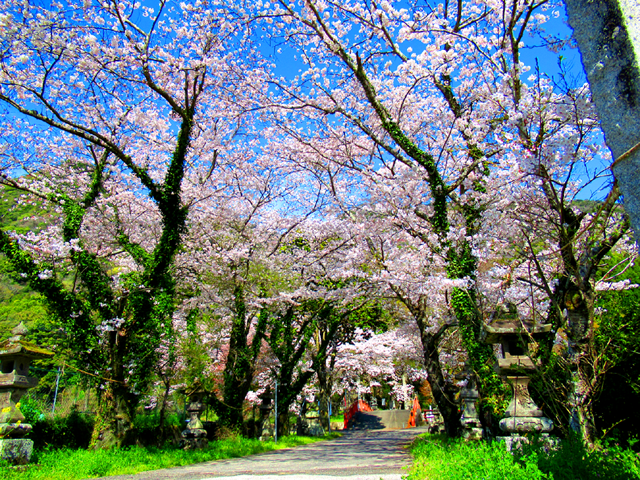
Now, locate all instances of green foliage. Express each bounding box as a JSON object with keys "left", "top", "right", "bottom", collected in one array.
[
  {"left": 19, "top": 396, "right": 46, "bottom": 425},
  {"left": 527, "top": 346, "right": 573, "bottom": 436},
  {"left": 408, "top": 434, "right": 548, "bottom": 480},
  {"left": 0, "top": 186, "right": 55, "bottom": 342},
  {"left": 408, "top": 434, "right": 640, "bottom": 480},
  {"left": 594, "top": 272, "right": 640, "bottom": 393},
  {"left": 0, "top": 186, "right": 53, "bottom": 235},
  {"left": 125, "top": 411, "right": 185, "bottom": 447},
  {"left": 0, "top": 275, "right": 49, "bottom": 342},
  {"left": 592, "top": 258, "right": 640, "bottom": 445},
  {"left": 342, "top": 298, "right": 392, "bottom": 335},
  {"left": 0, "top": 435, "right": 335, "bottom": 480},
  {"left": 514, "top": 434, "right": 640, "bottom": 480},
  {"left": 29, "top": 408, "right": 95, "bottom": 450},
  {"left": 446, "top": 235, "right": 507, "bottom": 422}
]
